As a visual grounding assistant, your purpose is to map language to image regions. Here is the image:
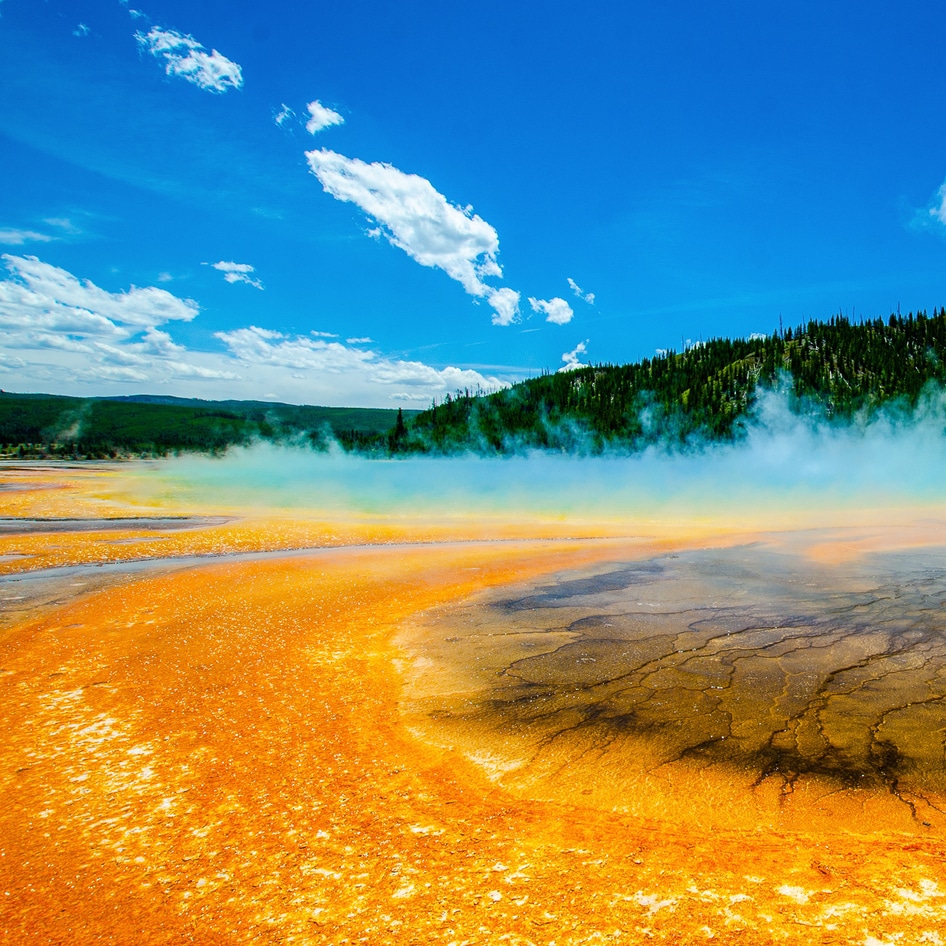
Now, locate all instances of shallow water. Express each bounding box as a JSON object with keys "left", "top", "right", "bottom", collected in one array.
[{"left": 401, "top": 534, "right": 946, "bottom": 832}]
